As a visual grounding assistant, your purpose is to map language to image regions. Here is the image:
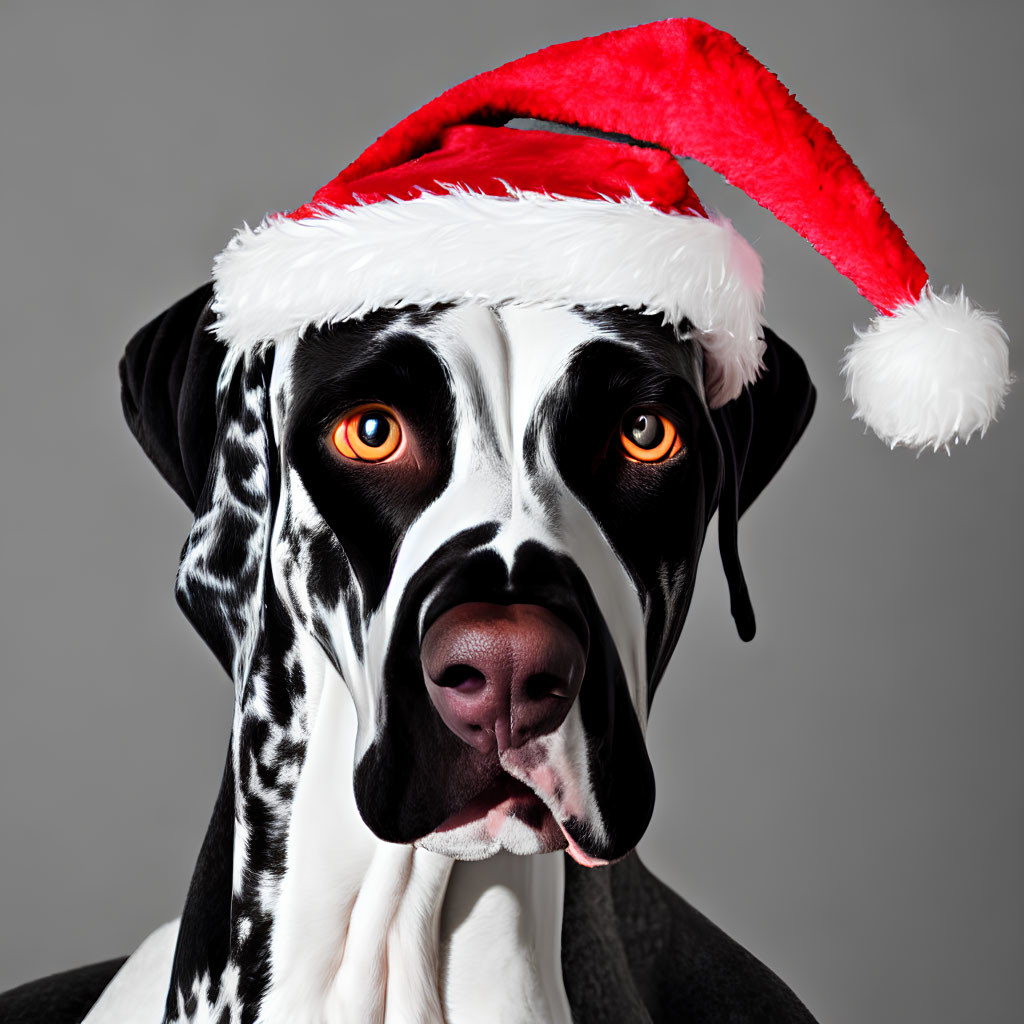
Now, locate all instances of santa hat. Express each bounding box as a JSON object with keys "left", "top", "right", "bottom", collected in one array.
[{"left": 212, "top": 18, "right": 1010, "bottom": 450}]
